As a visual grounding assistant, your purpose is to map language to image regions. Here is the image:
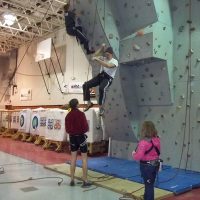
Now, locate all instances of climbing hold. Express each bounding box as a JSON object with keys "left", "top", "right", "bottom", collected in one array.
[
  {"left": 180, "top": 95, "right": 185, "bottom": 99},
  {"left": 136, "top": 30, "right": 144, "bottom": 36},
  {"left": 190, "top": 49, "right": 194, "bottom": 54},
  {"left": 140, "top": 83, "right": 144, "bottom": 88},
  {"left": 177, "top": 44, "right": 182, "bottom": 49},
  {"left": 190, "top": 74, "right": 195, "bottom": 79},
  {"left": 133, "top": 44, "right": 141, "bottom": 51},
  {"left": 179, "top": 75, "right": 183, "bottom": 79},
  {"left": 146, "top": 42, "right": 151, "bottom": 46},
  {"left": 187, "top": 20, "right": 192, "bottom": 24},
  {"left": 178, "top": 26, "right": 184, "bottom": 32},
  {"left": 108, "top": 34, "right": 113, "bottom": 39},
  {"left": 154, "top": 81, "right": 158, "bottom": 85},
  {"left": 147, "top": 1, "right": 151, "bottom": 6}
]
